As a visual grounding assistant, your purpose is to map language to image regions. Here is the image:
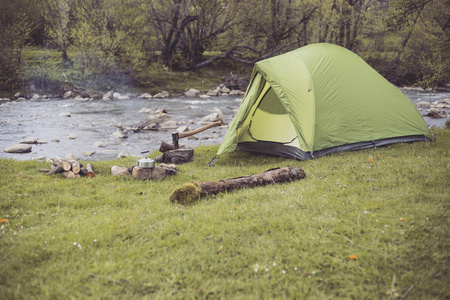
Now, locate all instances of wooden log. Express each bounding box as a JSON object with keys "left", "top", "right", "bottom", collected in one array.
[
  {"left": 170, "top": 167, "right": 306, "bottom": 204},
  {"left": 62, "top": 160, "right": 72, "bottom": 171},
  {"left": 82, "top": 163, "right": 95, "bottom": 178},
  {"left": 155, "top": 148, "right": 194, "bottom": 164},
  {"left": 49, "top": 157, "right": 63, "bottom": 167},
  {"left": 64, "top": 171, "right": 80, "bottom": 179},
  {"left": 39, "top": 169, "right": 51, "bottom": 173},
  {"left": 70, "top": 160, "right": 81, "bottom": 173}
]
